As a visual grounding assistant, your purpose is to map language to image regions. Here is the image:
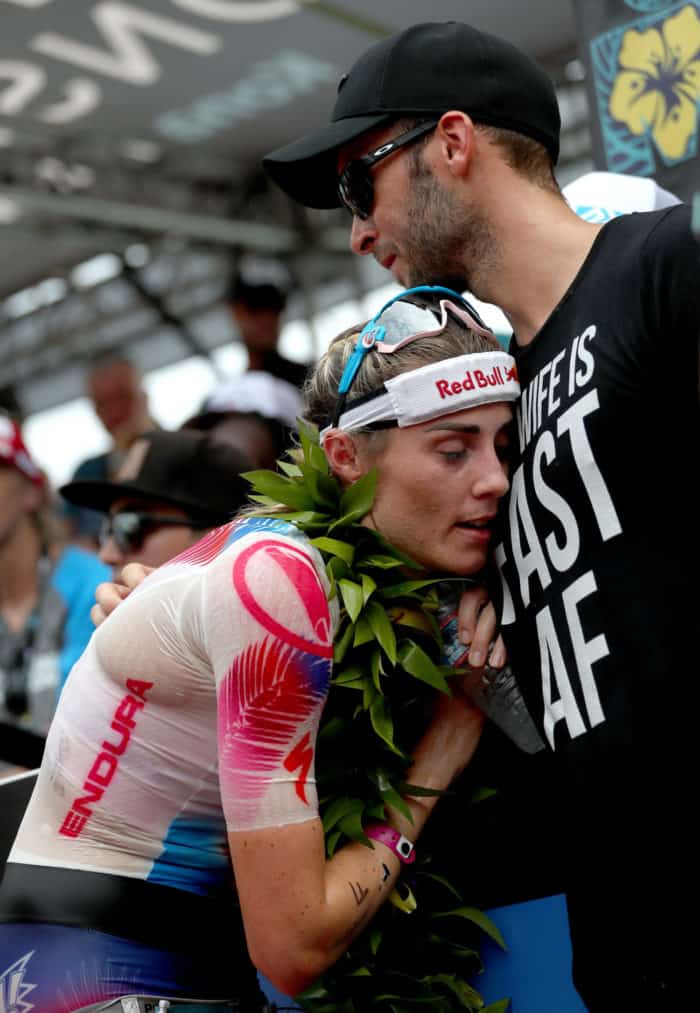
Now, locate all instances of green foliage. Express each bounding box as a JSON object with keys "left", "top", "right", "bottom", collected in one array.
[{"left": 245, "top": 424, "right": 507, "bottom": 1012}]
